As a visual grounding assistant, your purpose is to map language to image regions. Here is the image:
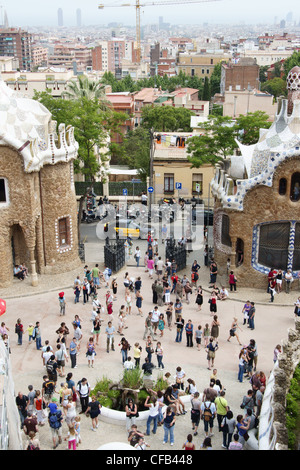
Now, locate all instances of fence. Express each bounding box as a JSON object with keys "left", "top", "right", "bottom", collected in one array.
[
  {"left": 165, "top": 239, "right": 187, "bottom": 272},
  {"left": 108, "top": 181, "right": 147, "bottom": 196},
  {"left": 104, "top": 237, "right": 125, "bottom": 273},
  {"left": 75, "top": 181, "right": 103, "bottom": 196}
]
